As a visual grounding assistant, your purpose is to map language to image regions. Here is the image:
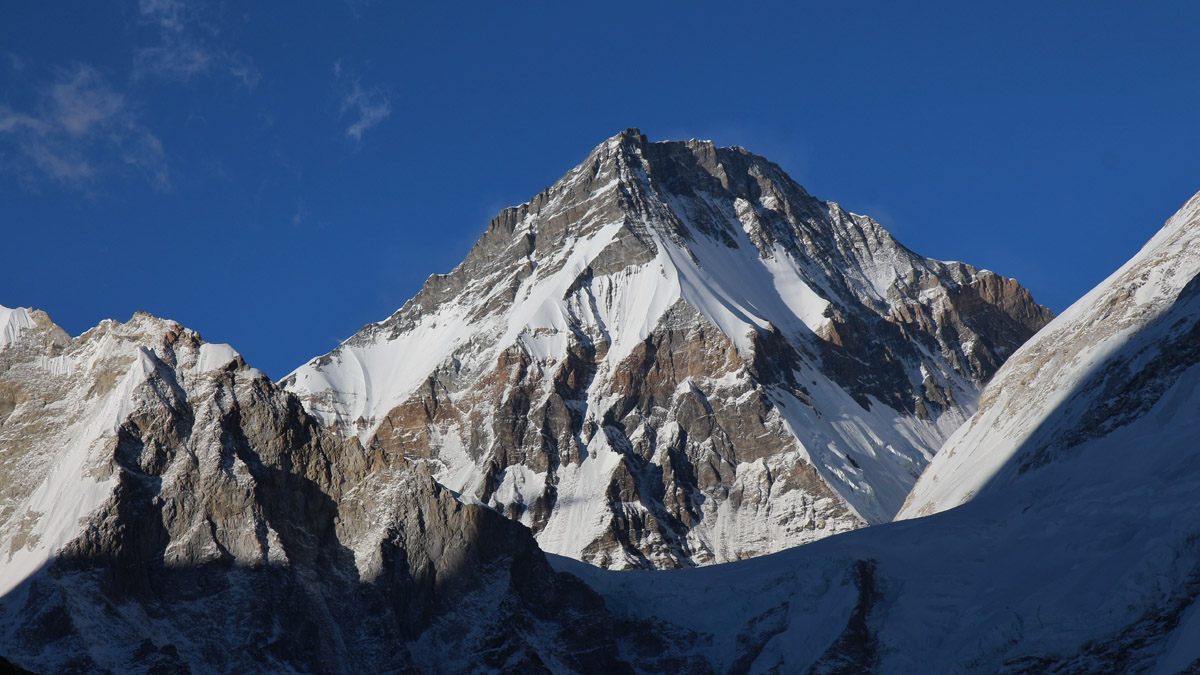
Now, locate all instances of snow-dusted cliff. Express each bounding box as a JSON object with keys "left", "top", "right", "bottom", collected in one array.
[{"left": 0, "top": 307, "right": 632, "bottom": 673}]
